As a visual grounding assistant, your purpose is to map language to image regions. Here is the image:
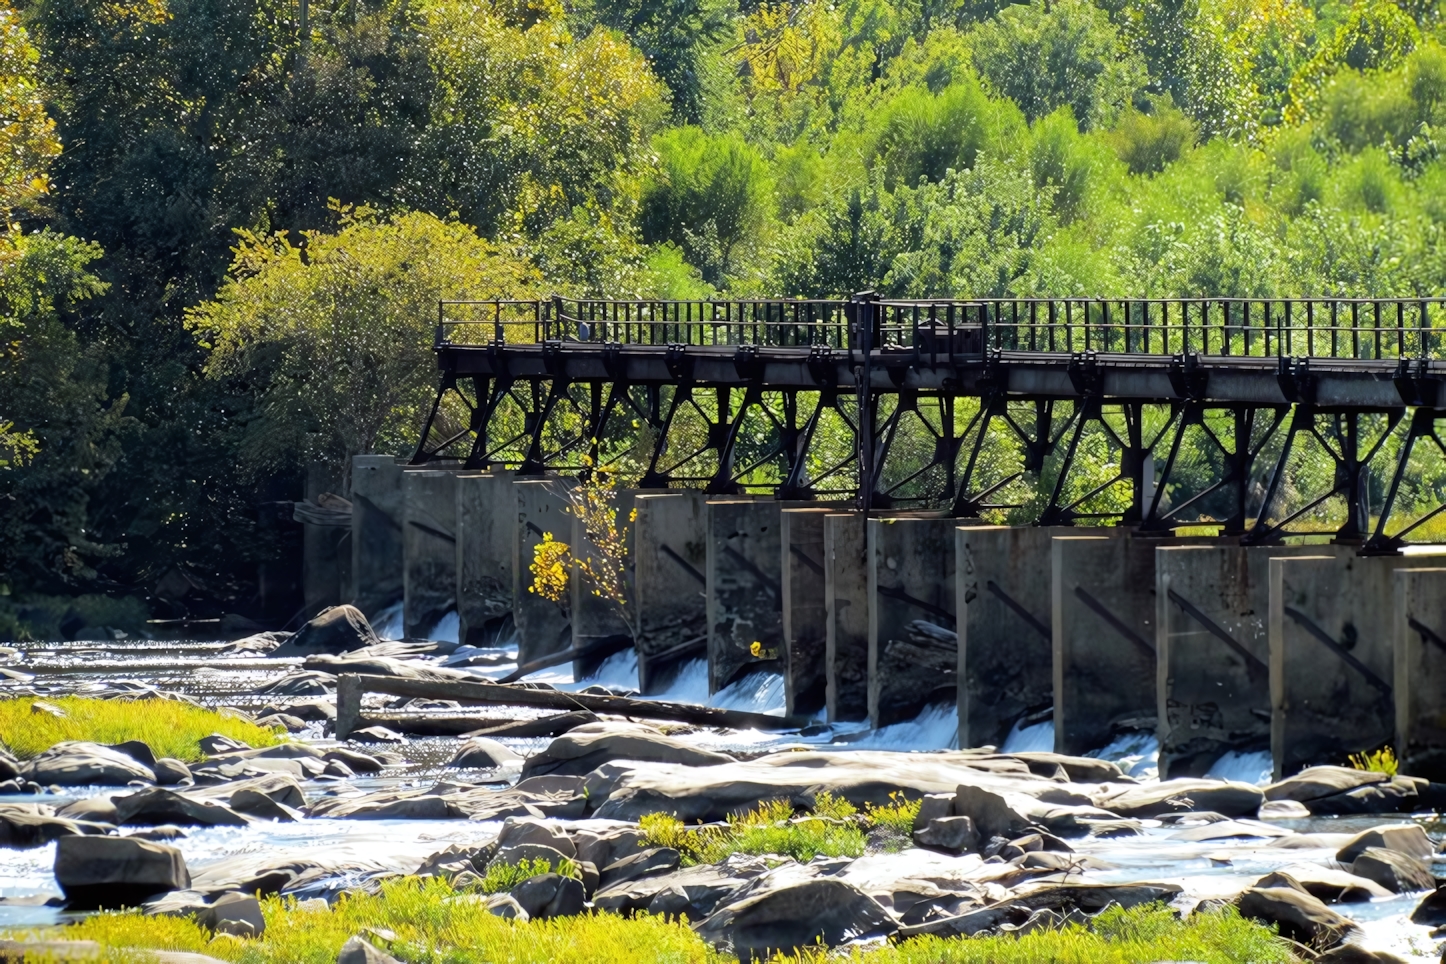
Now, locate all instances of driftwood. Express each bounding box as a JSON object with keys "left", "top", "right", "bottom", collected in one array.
[{"left": 336, "top": 673, "right": 810, "bottom": 737}]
